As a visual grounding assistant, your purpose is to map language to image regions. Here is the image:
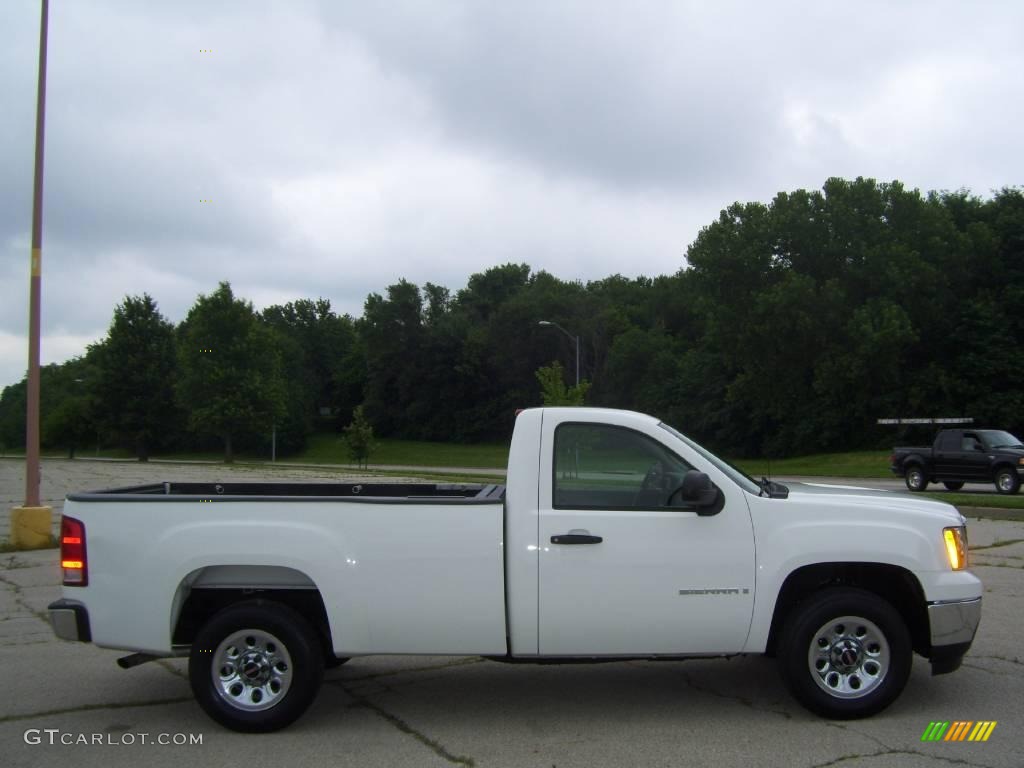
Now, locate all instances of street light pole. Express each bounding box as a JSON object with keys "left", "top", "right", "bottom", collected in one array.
[
  {"left": 538, "top": 320, "right": 580, "bottom": 386},
  {"left": 12, "top": 0, "right": 52, "bottom": 548},
  {"left": 26, "top": 0, "right": 49, "bottom": 507}
]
